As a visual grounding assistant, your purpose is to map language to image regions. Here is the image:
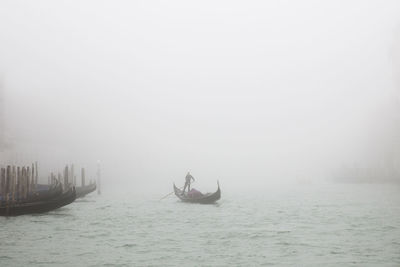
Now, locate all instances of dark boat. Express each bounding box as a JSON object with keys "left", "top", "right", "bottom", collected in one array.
[
  {"left": 0, "top": 182, "right": 63, "bottom": 205},
  {"left": 75, "top": 182, "right": 96, "bottom": 198},
  {"left": 0, "top": 187, "right": 77, "bottom": 216},
  {"left": 173, "top": 182, "right": 221, "bottom": 204},
  {"left": 23, "top": 182, "right": 63, "bottom": 203}
]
